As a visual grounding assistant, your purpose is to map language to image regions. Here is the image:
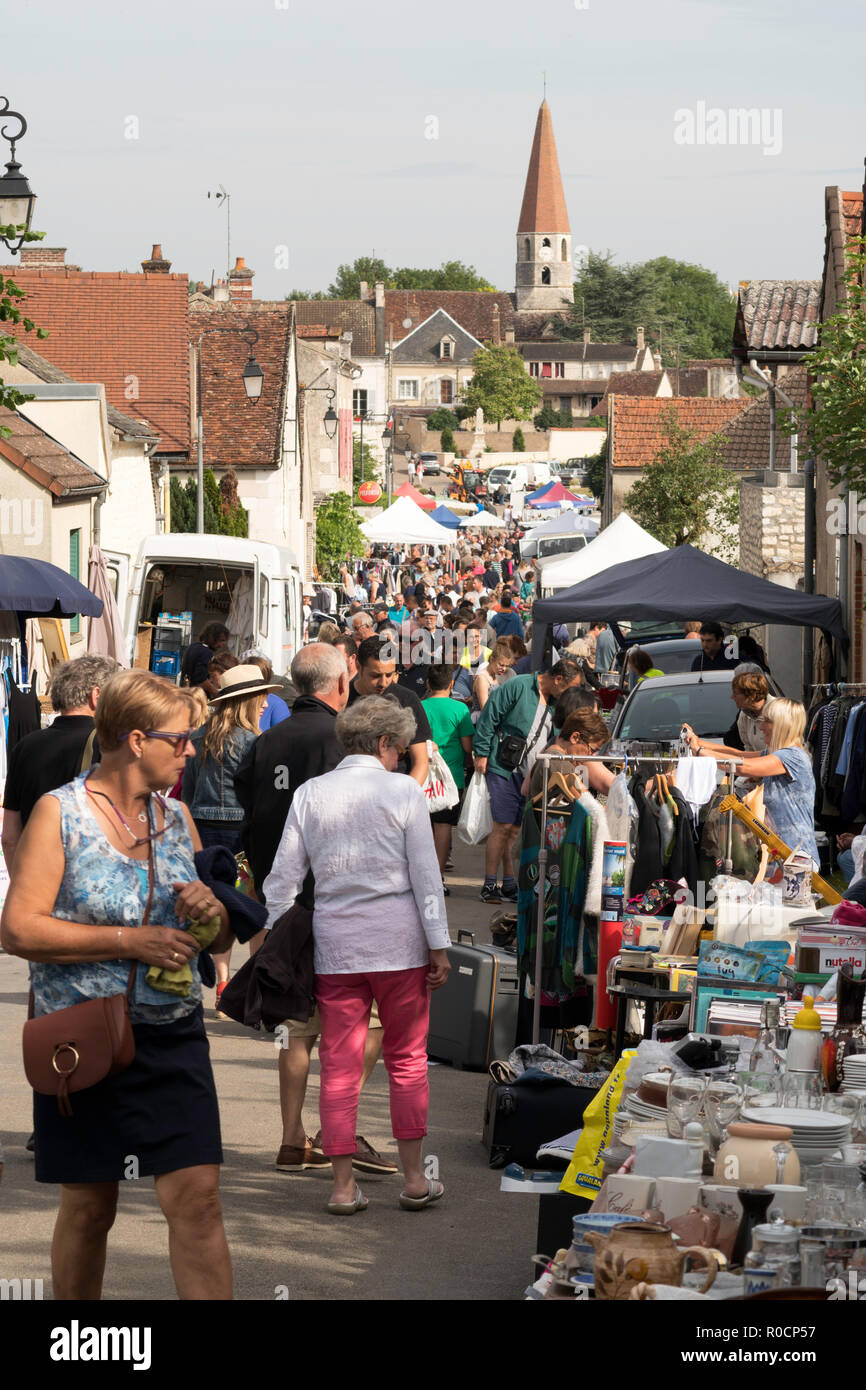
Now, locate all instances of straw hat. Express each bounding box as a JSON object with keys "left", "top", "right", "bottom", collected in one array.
[{"left": 210, "top": 664, "right": 282, "bottom": 704}]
